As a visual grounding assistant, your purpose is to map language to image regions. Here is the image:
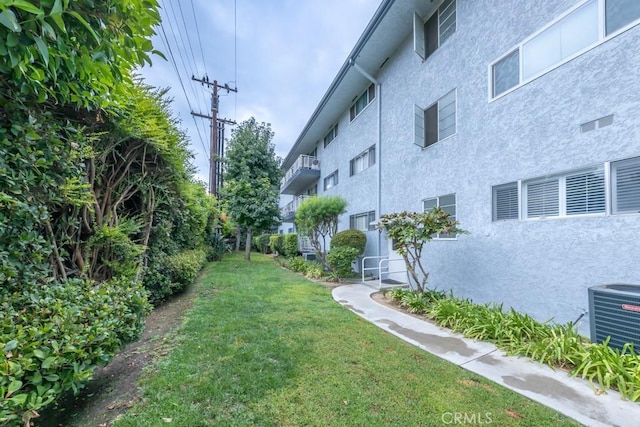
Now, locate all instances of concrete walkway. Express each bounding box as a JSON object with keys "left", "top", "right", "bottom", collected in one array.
[{"left": 332, "top": 284, "right": 640, "bottom": 427}]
